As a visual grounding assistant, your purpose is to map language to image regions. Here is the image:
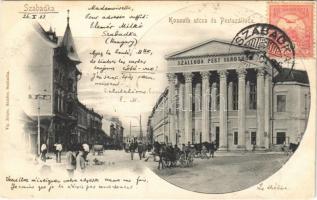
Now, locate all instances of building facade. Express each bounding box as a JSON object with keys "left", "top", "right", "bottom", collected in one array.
[
  {"left": 148, "top": 40, "right": 310, "bottom": 151},
  {"left": 76, "top": 102, "right": 105, "bottom": 145},
  {"left": 109, "top": 117, "right": 124, "bottom": 149},
  {"left": 25, "top": 14, "right": 105, "bottom": 152}
]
